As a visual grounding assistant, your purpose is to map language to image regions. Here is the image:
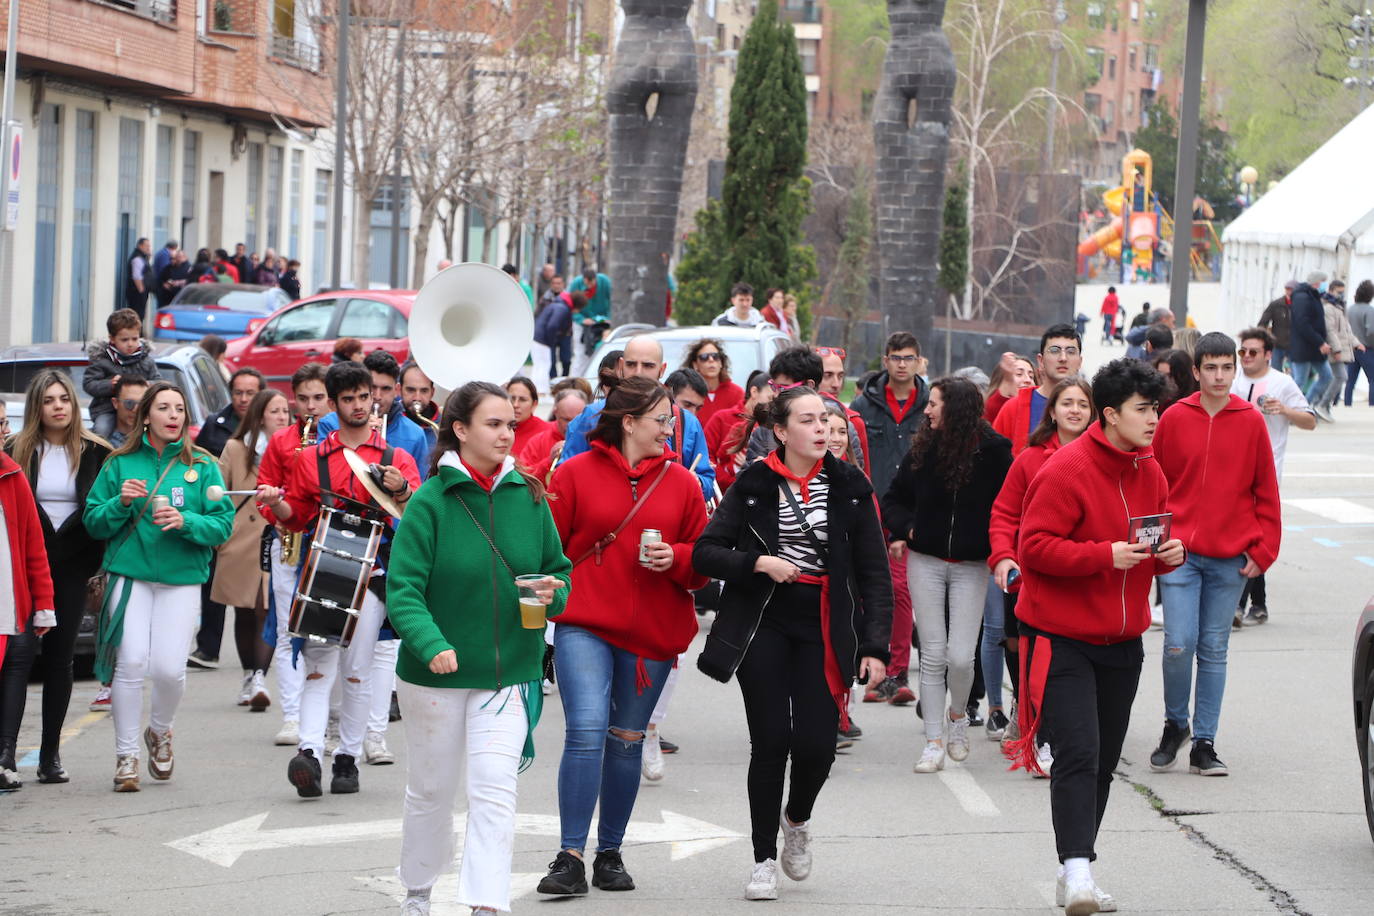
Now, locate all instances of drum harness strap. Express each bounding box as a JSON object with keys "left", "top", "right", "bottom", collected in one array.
[{"left": 317, "top": 441, "right": 396, "bottom": 601}]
